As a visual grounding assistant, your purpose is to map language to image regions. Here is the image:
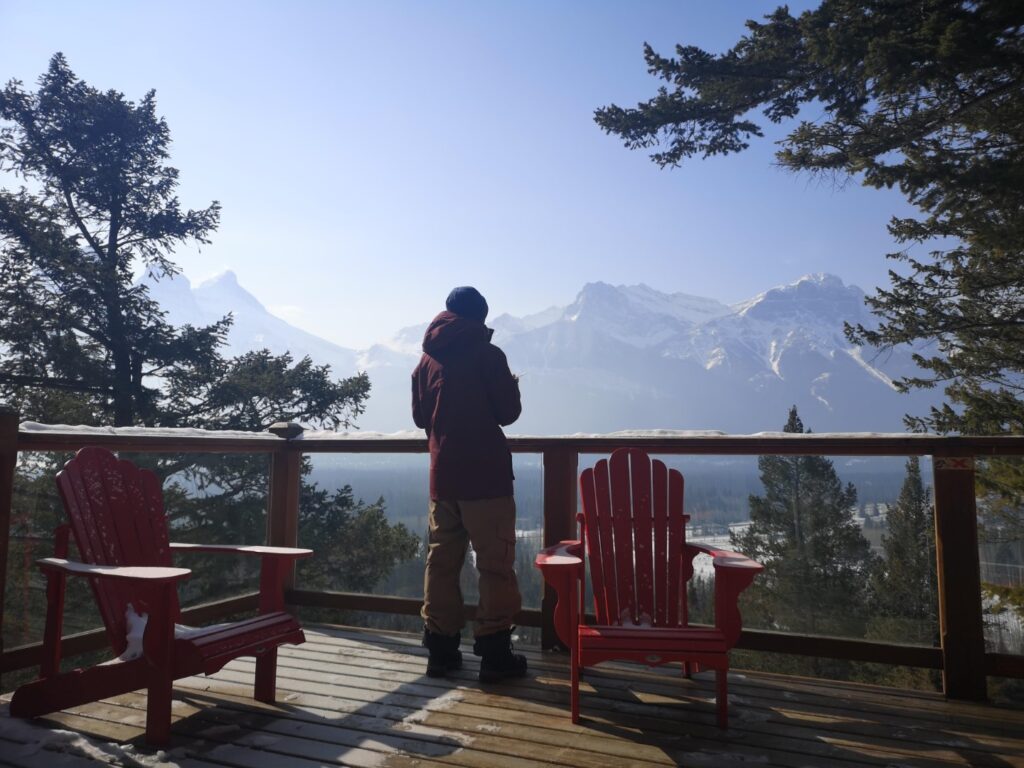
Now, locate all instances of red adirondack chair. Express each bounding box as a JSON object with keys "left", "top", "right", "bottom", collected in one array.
[
  {"left": 10, "top": 446, "right": 312, "bottom": 745},
  {"left": 535, "top": 447, "right": 763, "bottom": 728}
]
